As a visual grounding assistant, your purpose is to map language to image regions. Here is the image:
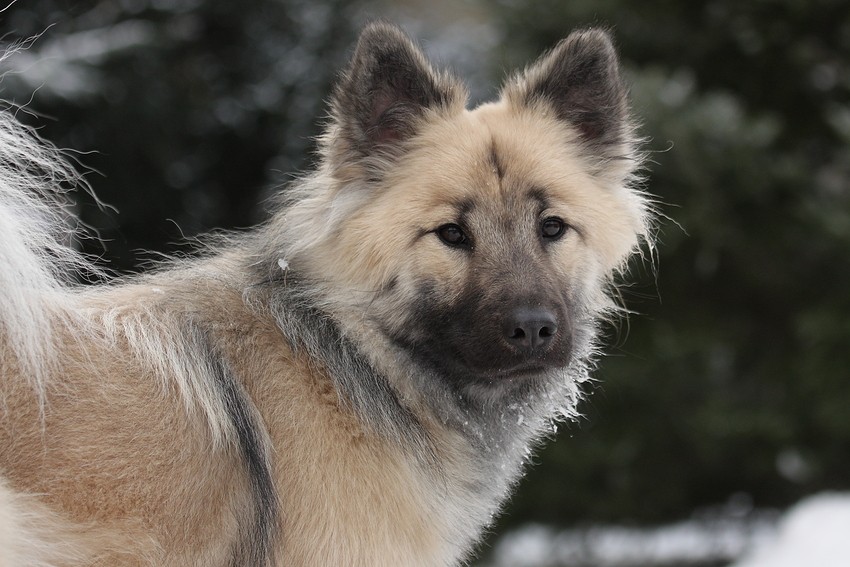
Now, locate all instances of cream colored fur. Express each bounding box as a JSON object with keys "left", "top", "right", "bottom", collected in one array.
[{"left": 0, "top": 23, "right": 650, "bottom": 566}]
